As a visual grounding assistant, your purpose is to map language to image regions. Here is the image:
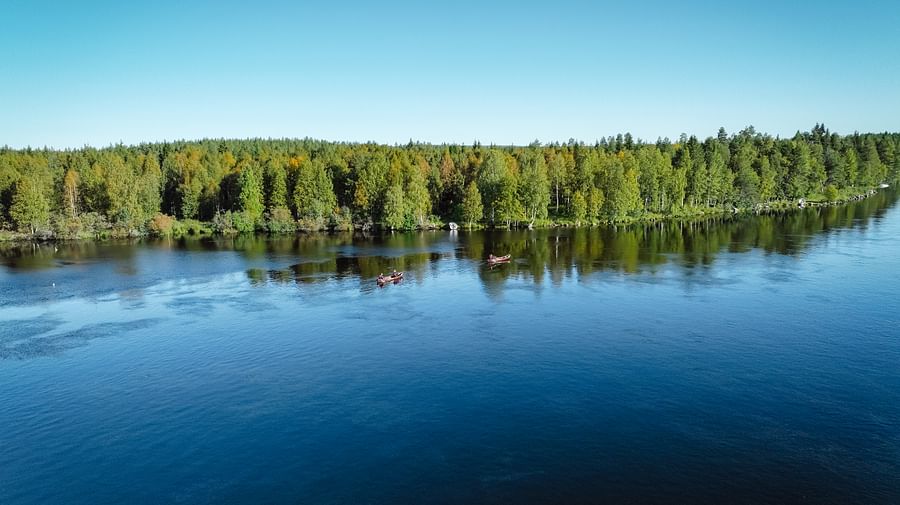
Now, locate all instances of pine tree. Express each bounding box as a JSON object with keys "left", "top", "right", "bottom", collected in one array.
[
  {"left": 265, "top": 160, "right": 288, "bottom": 211},
  {"left": 239, "top": 163, "right": 264, "bottom": 227}
]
